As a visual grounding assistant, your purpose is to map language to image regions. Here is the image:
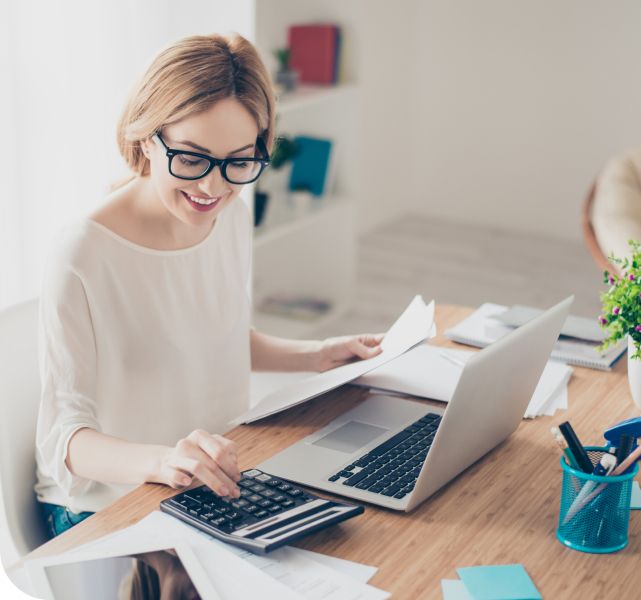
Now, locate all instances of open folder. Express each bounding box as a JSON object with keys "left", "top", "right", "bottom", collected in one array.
[{"left": 233, "top": 296, "right": 436, "bottom": 424}]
